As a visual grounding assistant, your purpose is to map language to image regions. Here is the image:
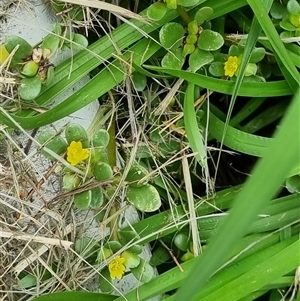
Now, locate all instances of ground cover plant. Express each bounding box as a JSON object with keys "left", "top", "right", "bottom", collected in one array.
[{"left": 0, "top": 0, "right": 299, "bottom": 300}]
